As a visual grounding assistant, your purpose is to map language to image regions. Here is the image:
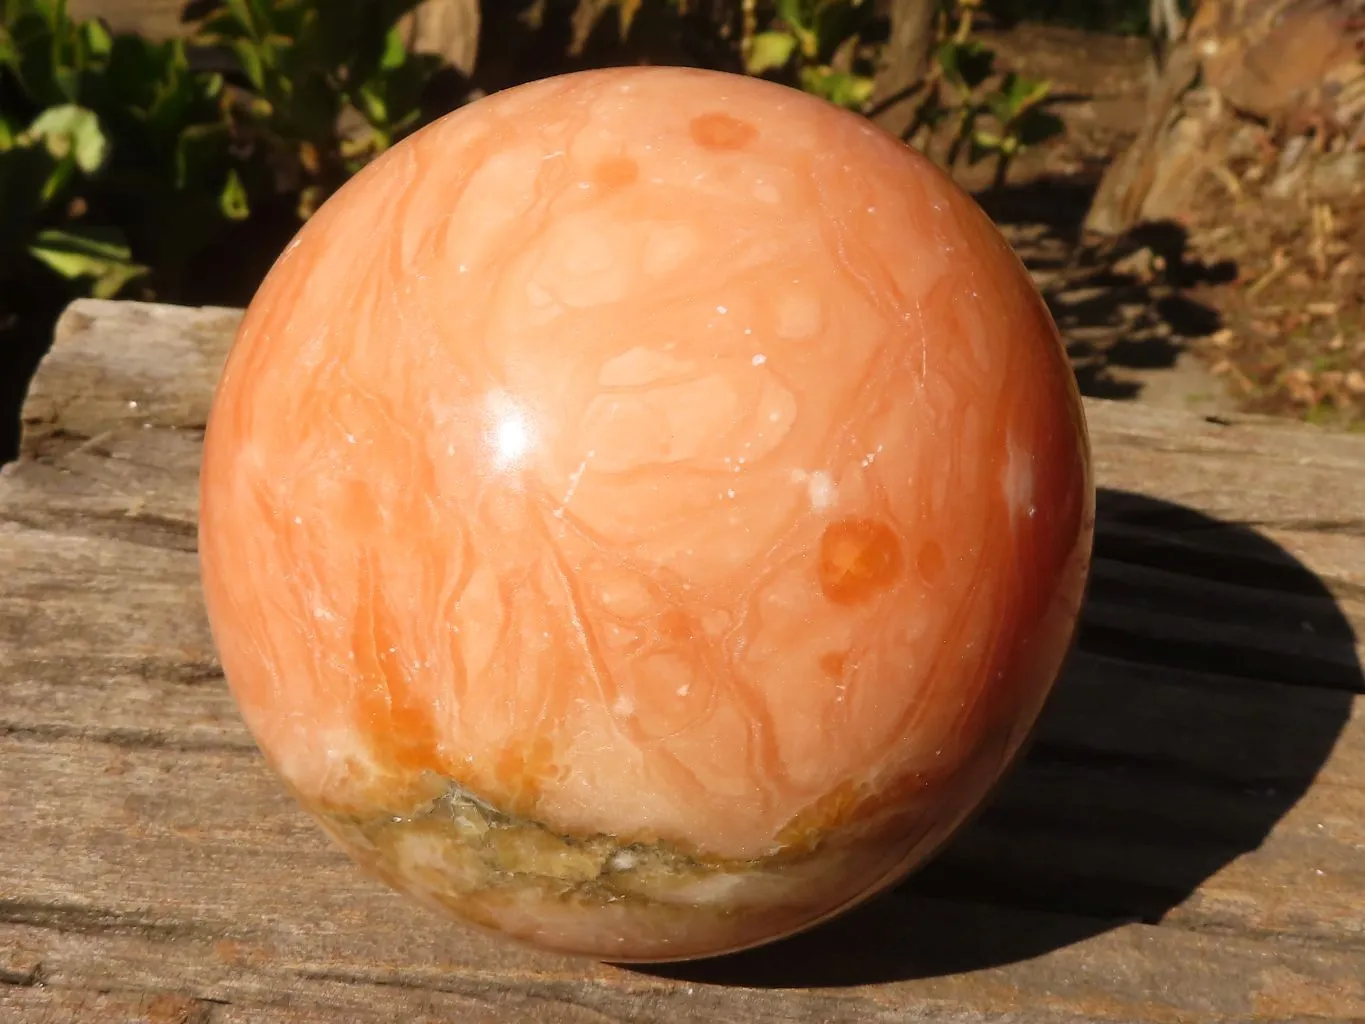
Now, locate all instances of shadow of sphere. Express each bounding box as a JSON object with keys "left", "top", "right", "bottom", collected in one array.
[{"left": 636, "top": 487, "right": 1357, "bottom": 987}]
